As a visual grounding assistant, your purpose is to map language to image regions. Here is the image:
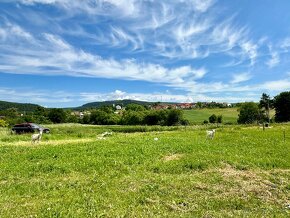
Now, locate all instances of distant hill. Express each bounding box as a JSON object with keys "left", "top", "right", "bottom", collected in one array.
[
  {"left": 77, "top": 99, "right": 155, "bottom": 110},
  {"left": 0, "top": 100, "right": 41, "bottom": 112}
]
